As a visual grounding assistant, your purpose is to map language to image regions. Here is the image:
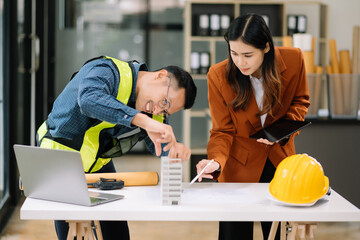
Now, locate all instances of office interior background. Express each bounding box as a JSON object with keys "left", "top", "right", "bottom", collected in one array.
[{"left": 0, "top": 0, "right": 360, "bottom": 236}]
